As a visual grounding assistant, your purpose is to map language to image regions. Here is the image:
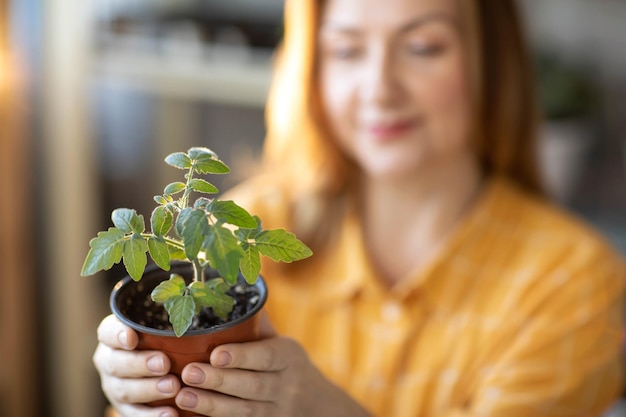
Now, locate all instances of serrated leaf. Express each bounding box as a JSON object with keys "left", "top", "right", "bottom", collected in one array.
[
  {"left": 179, "top": 208, "right": 210, "bottom": 260},
  {"left": 148, "top": 236, "right": 171, "bottom": 270},
  {"left": 165, "top": 152, "right": 192, "bottom": 169},
  {"left": 151, "top": 274, "right": 186, "bottom": 302},
  {"left": 194, "top": 156, "right": 230, "bottom": 175},
  {"left": 254, "top": 229, "right": 313, "bottom": 263},
  {"left": 154, "top": 195, "right": 168, "bottom": 205},
  {"left": 190, "top": 280, "right": 234, "bottom": 319},
  {"left": 112, "top": 208, "right": 144, "bottom": 234},
  {"left": 240, "top": 244, "right": 261, "bottom": 284},
  {"left": 176, "top": 207, "right": 193, "bottom": 236},
  {"left": 188, "top": 147, "right": 217, "bottom": 160},
  {"left": 209, "top": 200, "right": 258, "bottom": 228},
  {"left": 123, "top": 234, "right": 148, "bottom": 281},
  {"left": 168, "top": 245, "right": 187, "bottom": 261},
  {"left": 235, "top": 216, "right": 263, "bottom": 240},
  {"left": 151, "top": 206, "right": 173, "bottom": 236},
  {"left": 204, "top": 225, "right": 244, "bottom": 284},
  {"left": 164, "top": 182, "right": 186, "bottom": 195},
  {"left": 194, "top": 197, "right": 212, "bottom": 209},
  {"left": 189, "top": 179, "right": 218, "bottom": 194},
  {"left": 164, "top": 294, "right": 196, "bottom": 337},
  {"left": 80, "top": 227, "right": 125, "bottom": 276}
]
